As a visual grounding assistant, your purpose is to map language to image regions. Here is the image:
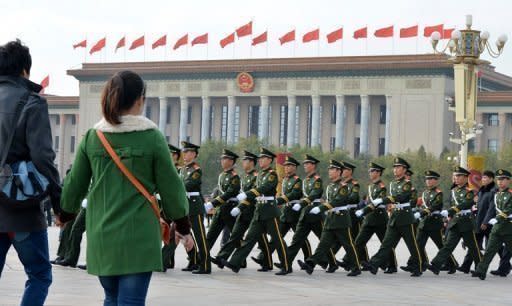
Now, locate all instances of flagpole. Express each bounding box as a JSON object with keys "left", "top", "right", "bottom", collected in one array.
[
  {"left": 293, "top": 28, "right": 296, "bottom": 57},
  {"left": 124, "top": 34, "right": 127, "bottom": 63},
  {"left": 83, "top": 35, "right": 87, "bottom": 63},
  {"left": 266, "top": 28, "right": 269, "bottom": 58},
  {"left": 144, "top": 33, "right": 146, "bottom": 62},
  {"left": 365, "top": 25, "right": 368, "bottom": 55},
  {"left": 250, "top": 18, "right": 254, "bottom": 58},
  {"left": 317, "top": 28, "right": 320, "bottom": 57}
]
